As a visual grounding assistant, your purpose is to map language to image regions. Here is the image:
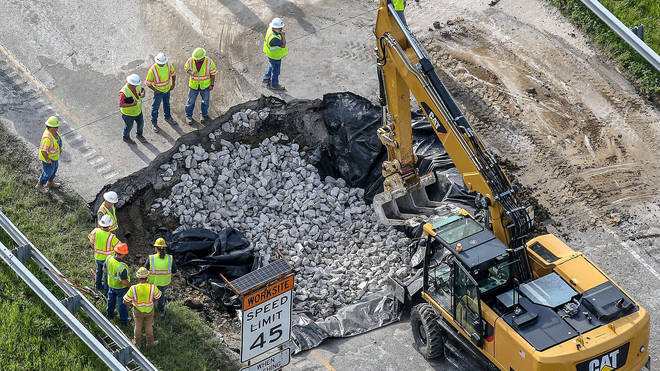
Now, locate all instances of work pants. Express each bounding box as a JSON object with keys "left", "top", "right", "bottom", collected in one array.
[
  {"left": 95, "top": 259, "right": 109, "bottom": 295},
  {"left": 185, "top": 87, "right": 210, "bottom": 118},
  {"left": 132, "top": 308, "right": 155, "bottom": 347},
  {"left": 263, "top": 58, "right": 281, "bottom": 87},
  {"left": 151, "top": 90, "right": 171, "bottom": 125},
  {"left": 106, "top": 287, "right": 129, "bottom": 325},
  {"left": 122, "top": 113, "right": 144, "bottom": 139},
  {"left": 157, "top": 285, "right": 168, "bottom": 313},
  {"left": 39, "top": 160, "right": 59, "bottom": 184}
]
